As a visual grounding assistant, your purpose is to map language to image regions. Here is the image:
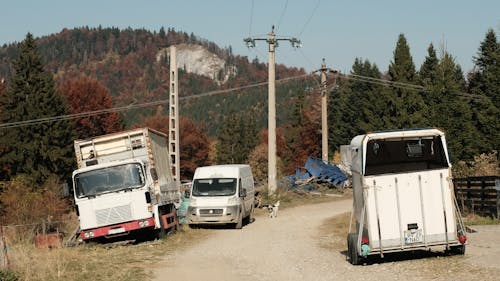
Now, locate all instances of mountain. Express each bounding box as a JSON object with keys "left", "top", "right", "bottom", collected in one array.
[{"left": 0, "top": 27, "right": 307, "bottom": 131}]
